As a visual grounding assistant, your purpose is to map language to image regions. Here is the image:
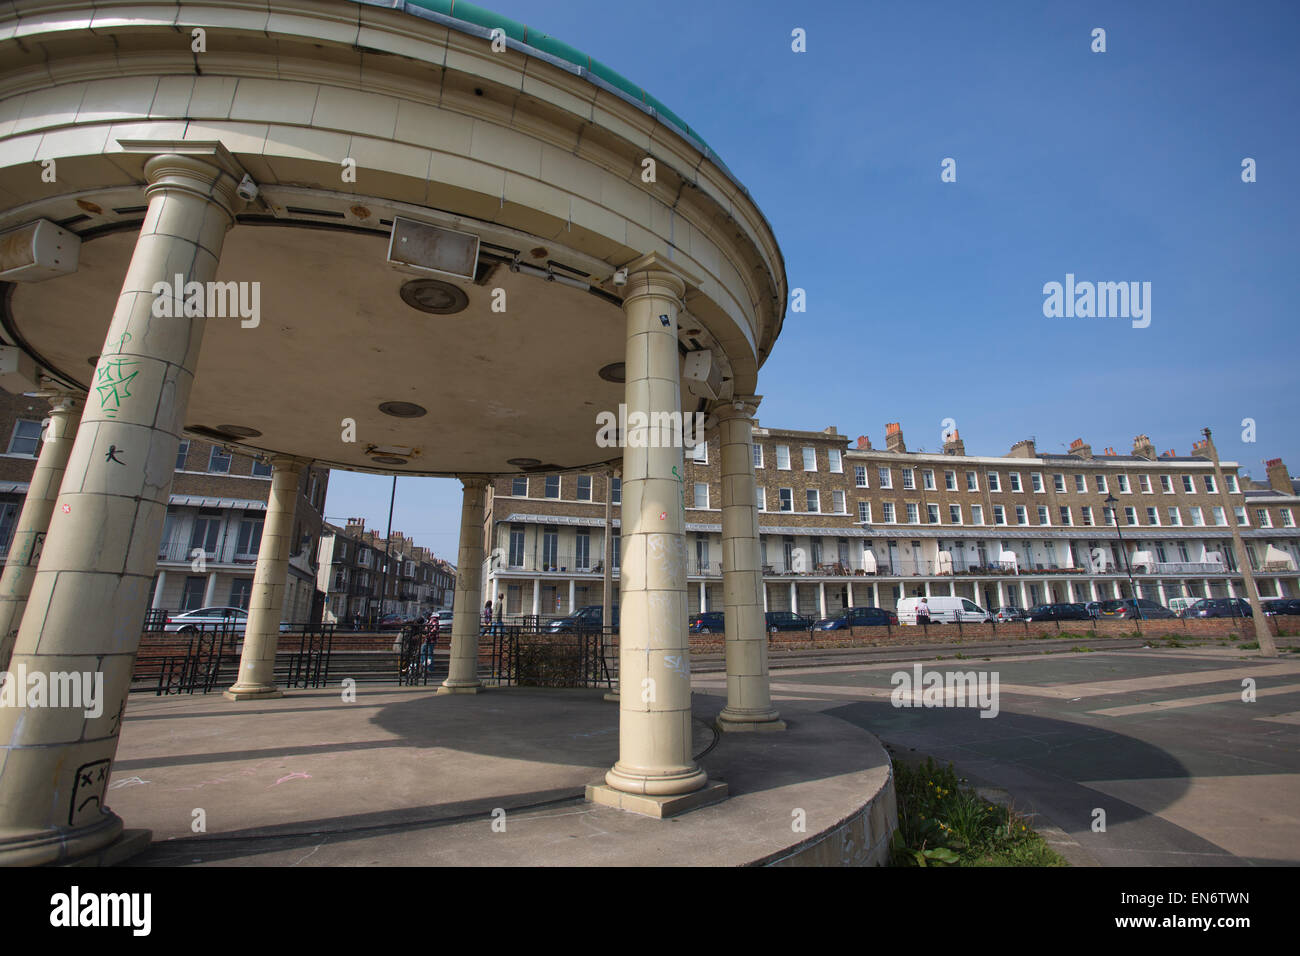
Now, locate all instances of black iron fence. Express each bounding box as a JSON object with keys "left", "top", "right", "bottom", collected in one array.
[
  {"left": 488, "top": 625, "right": 615, "bottom": 689},
  {"left": 284, "top": 625, "right": 335, "bottom": 689}
]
